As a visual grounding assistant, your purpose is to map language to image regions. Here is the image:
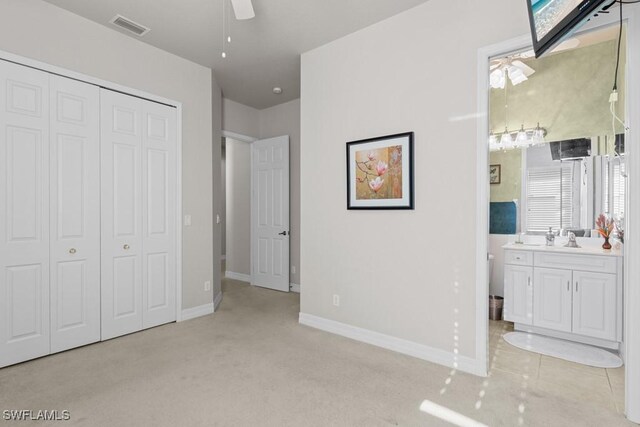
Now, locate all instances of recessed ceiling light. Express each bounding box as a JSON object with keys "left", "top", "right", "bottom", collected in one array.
[{"left": 273, "top": 87, "right": 283, "bottom": 94}]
